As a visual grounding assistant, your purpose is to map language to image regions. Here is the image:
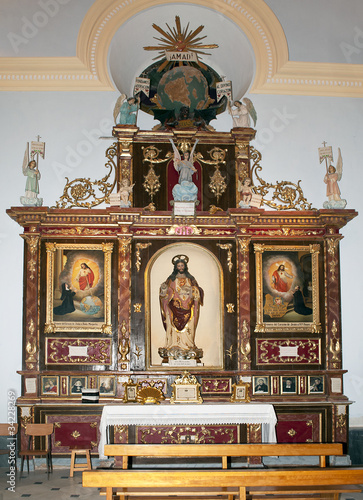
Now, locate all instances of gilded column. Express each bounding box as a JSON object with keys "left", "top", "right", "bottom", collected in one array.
[
  {"left": 324, "top": 235, "right": 343, "bottom": 370},
  {"left": 237, "top": 237, "right": 251, "bottom": 371},
  {"left": 117, "top": 232, "right": 132, "bottom": 374},
  {"left": 113, "top": 125, "right": 138, "bottom": 193},
  {"left": 21, "top": 233, "right": 40, "bottom": 371}
]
